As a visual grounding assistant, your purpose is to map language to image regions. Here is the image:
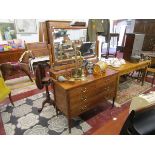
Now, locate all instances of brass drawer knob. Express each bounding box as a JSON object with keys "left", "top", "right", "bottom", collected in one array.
[
  {"left": 81, "top": 105, "right": 87, "bottom": 111},
  {"left": 80, "top": 96, "right": 87, "bottom": 102},
  {"left": 81, "top": 87, "right": 87, "bottom": 93},
  {"left": 107, "top": 87, "right": 110, "bottom": 91}
]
